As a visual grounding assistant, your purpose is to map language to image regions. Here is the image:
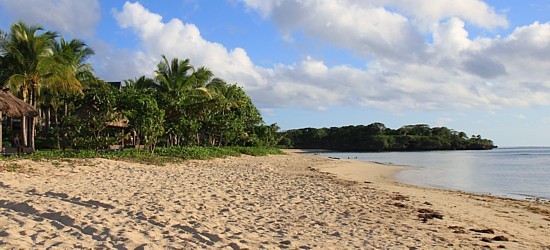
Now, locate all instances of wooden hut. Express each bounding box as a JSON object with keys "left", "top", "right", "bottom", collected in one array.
[{"left": 0, "top": 88, "right": 39, "bottom": 153}]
